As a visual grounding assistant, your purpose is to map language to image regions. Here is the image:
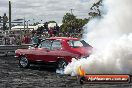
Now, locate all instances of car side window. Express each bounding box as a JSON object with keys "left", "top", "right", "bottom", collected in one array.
[
  {"left": 67, "top": 40, "right": 73, "bottom": 47},
  {"left": 51, "top": 40, "right": 62, "bottom": 50},
  {"left": 67, "top": 40, "right": 83, "bottom": 48},
  {"left": 38, "top": 40, "right": 52, "bottom": 50}
]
